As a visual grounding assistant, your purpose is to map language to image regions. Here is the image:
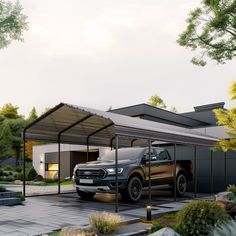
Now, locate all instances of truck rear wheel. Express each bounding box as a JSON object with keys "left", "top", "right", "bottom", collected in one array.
[
  {"left": 171, "top": 173, "right": 187, "bottom": 197},
  {"left": 76, "top": 188, "right": 96, "bottom": 200},
  {"left": 121, "top": 176, "right": 142, "bottom": 203}
]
